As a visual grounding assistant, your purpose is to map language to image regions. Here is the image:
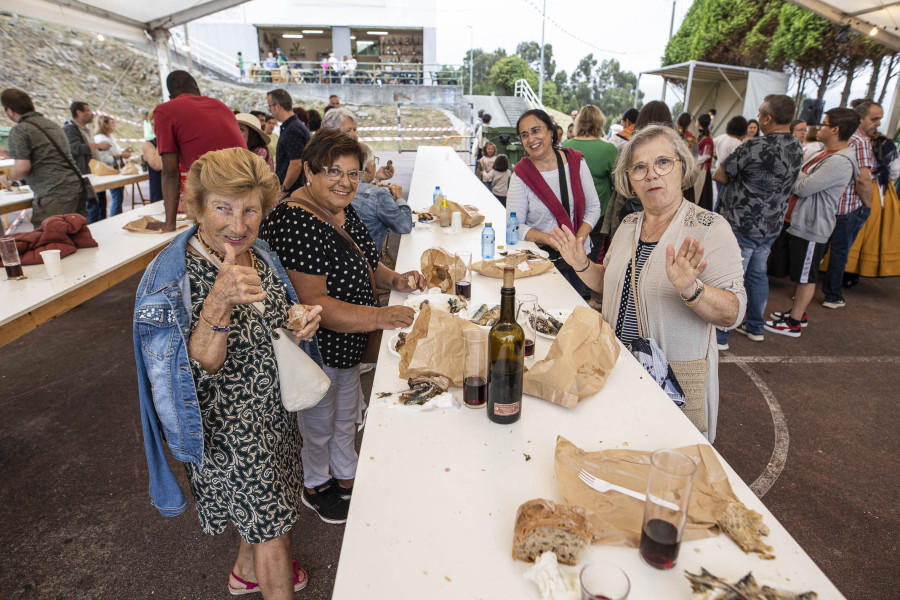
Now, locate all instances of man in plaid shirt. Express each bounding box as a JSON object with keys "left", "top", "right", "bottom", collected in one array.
[{"left": 821, "top": 100, "right": 882, "bottom": 309}]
